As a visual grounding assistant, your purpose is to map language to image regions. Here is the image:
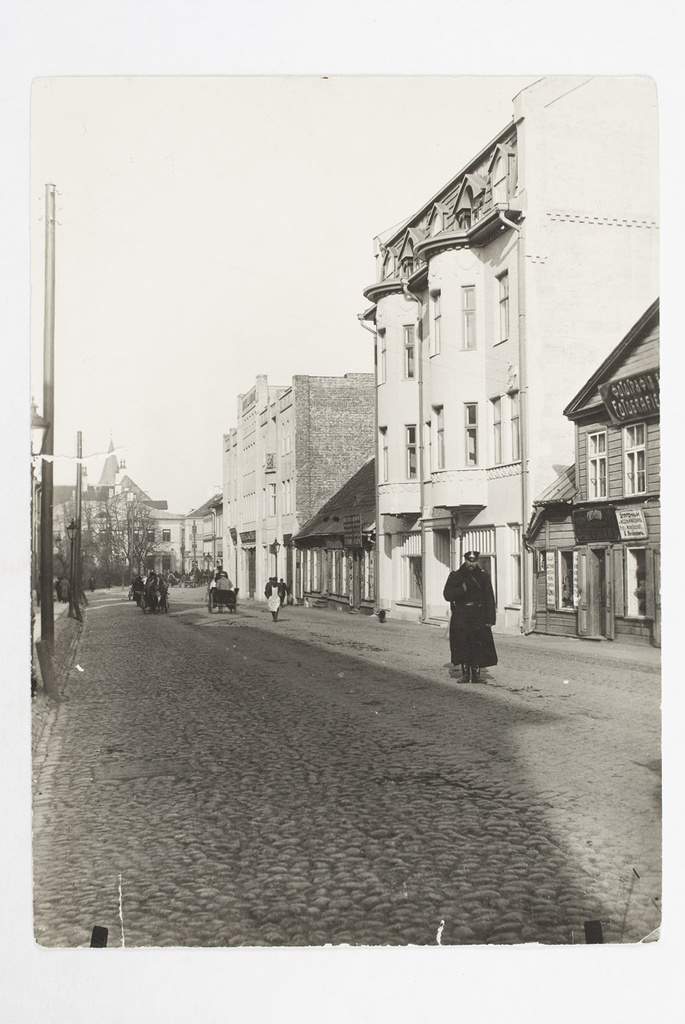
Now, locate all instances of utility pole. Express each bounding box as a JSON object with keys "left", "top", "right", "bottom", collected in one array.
[
  {"left": 68, "top": 432, "right": 84, "bottom": 622},
  {"left": 37, "top": 184, "right": 59, "bottom": 700}
]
